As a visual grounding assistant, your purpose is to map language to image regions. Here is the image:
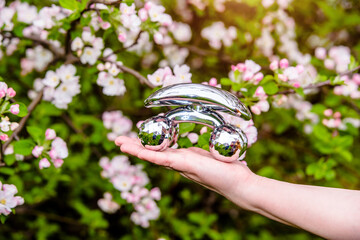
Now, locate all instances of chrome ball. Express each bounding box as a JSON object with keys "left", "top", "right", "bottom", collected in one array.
[
  {"left": 209, "top": 124, "right": 248, "bottom": 162},
  {"left": 169, "top": 123, "right": 179, "bottom": 147},
  {"left": 138, "top": 116, "right": 176, "bottom": 151}
]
